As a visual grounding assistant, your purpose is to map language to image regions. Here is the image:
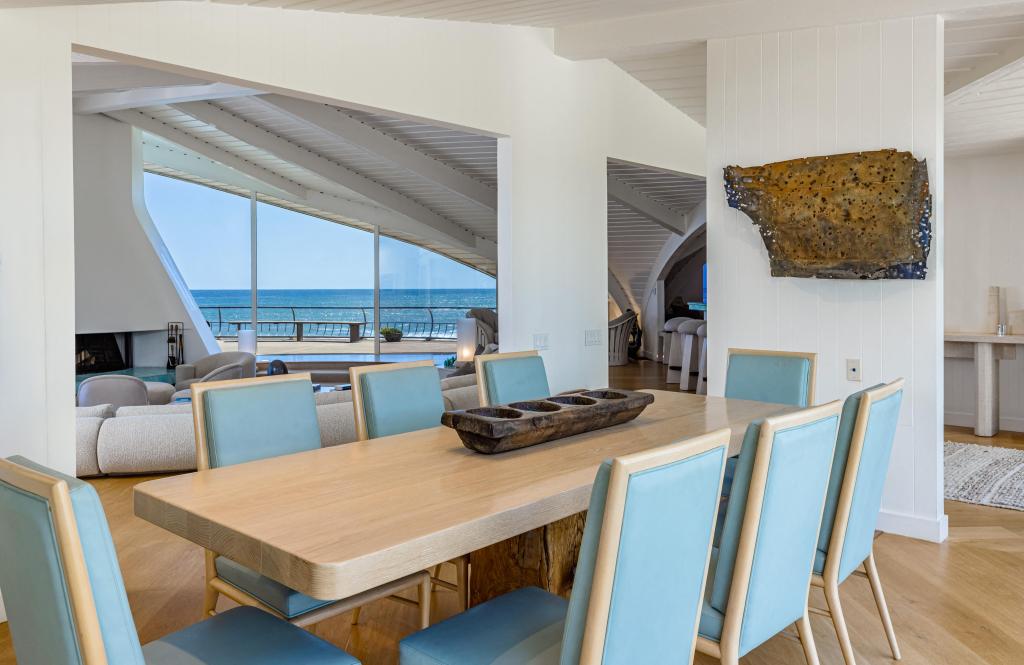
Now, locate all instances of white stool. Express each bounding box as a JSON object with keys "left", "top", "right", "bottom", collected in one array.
[
  {"left": 677, "top": 319, "right": 704, "bottom": 391},
  {"left": 696, "top": 323, "right": 708, "bottom": 395},
  {"left": 664, "top": 317, "right": 692, "bottom": 383}
]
